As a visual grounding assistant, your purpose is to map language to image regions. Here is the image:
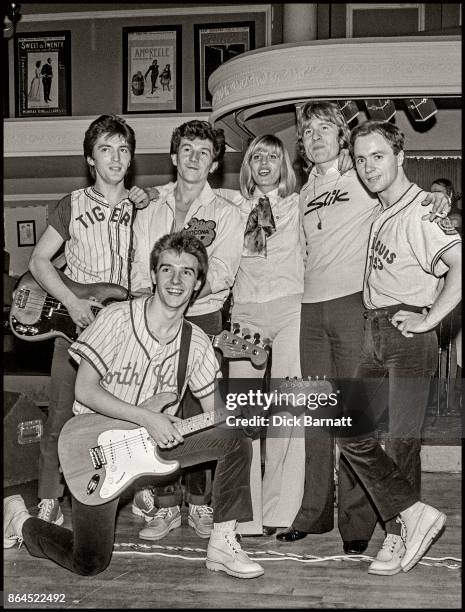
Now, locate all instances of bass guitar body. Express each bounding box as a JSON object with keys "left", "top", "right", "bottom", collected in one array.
[{"left": 10, "top": 270, "right": 128, "bottom": 342}]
